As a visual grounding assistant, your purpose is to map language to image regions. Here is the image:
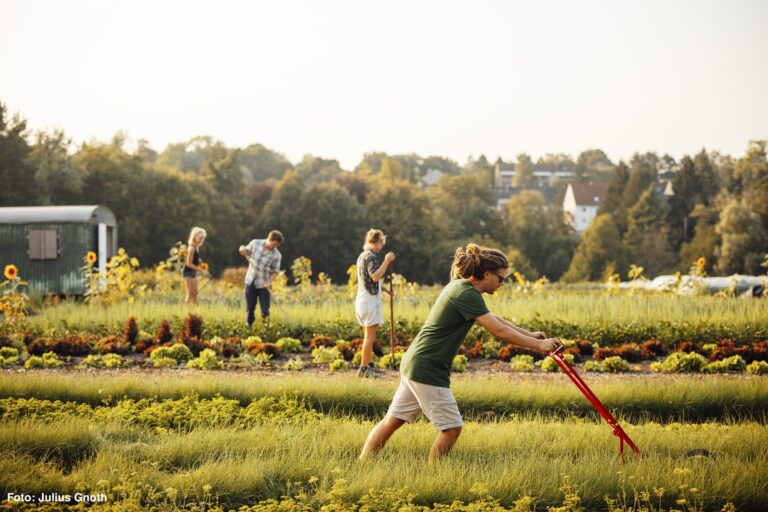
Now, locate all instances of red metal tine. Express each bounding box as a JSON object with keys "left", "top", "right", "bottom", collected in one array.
[
  {"left": 549, "top": 347, "right": 641, "bottom": 461},
  {"left": 555, "top": 352, "right": 641, "bottom": 456}
]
